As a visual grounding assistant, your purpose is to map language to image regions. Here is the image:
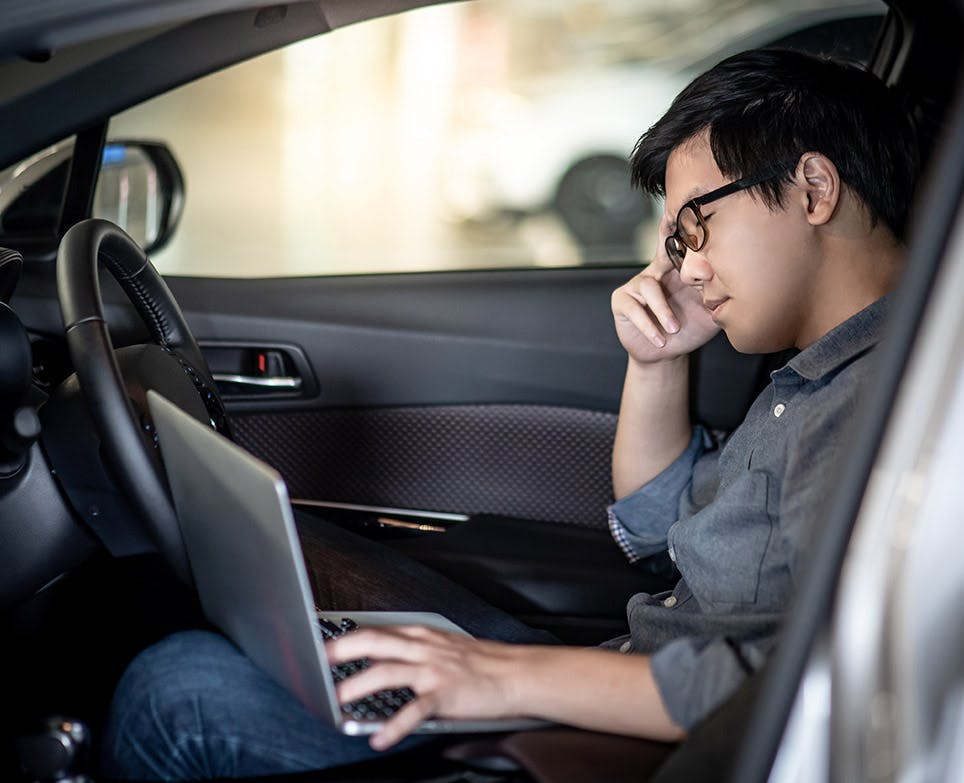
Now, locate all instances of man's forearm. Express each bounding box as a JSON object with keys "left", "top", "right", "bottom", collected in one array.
[
  {"left": 506, "top": 645, "right": 686, "bottom": 742},
  {"left": 612, "top": 356, "right": 692, "bottom": 500}
]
